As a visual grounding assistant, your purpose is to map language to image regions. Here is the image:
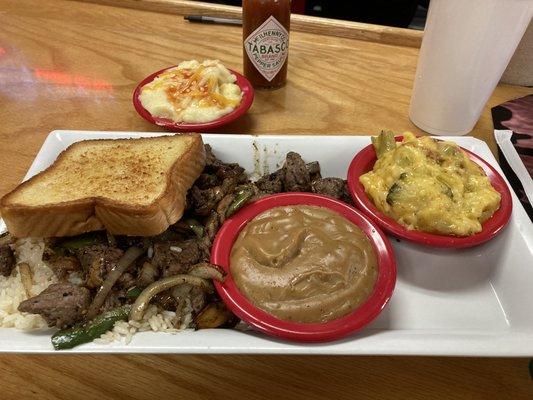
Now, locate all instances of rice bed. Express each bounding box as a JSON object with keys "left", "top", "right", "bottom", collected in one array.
[{"left": 0, "top": 238, "right": 191, "bottom": 345}]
